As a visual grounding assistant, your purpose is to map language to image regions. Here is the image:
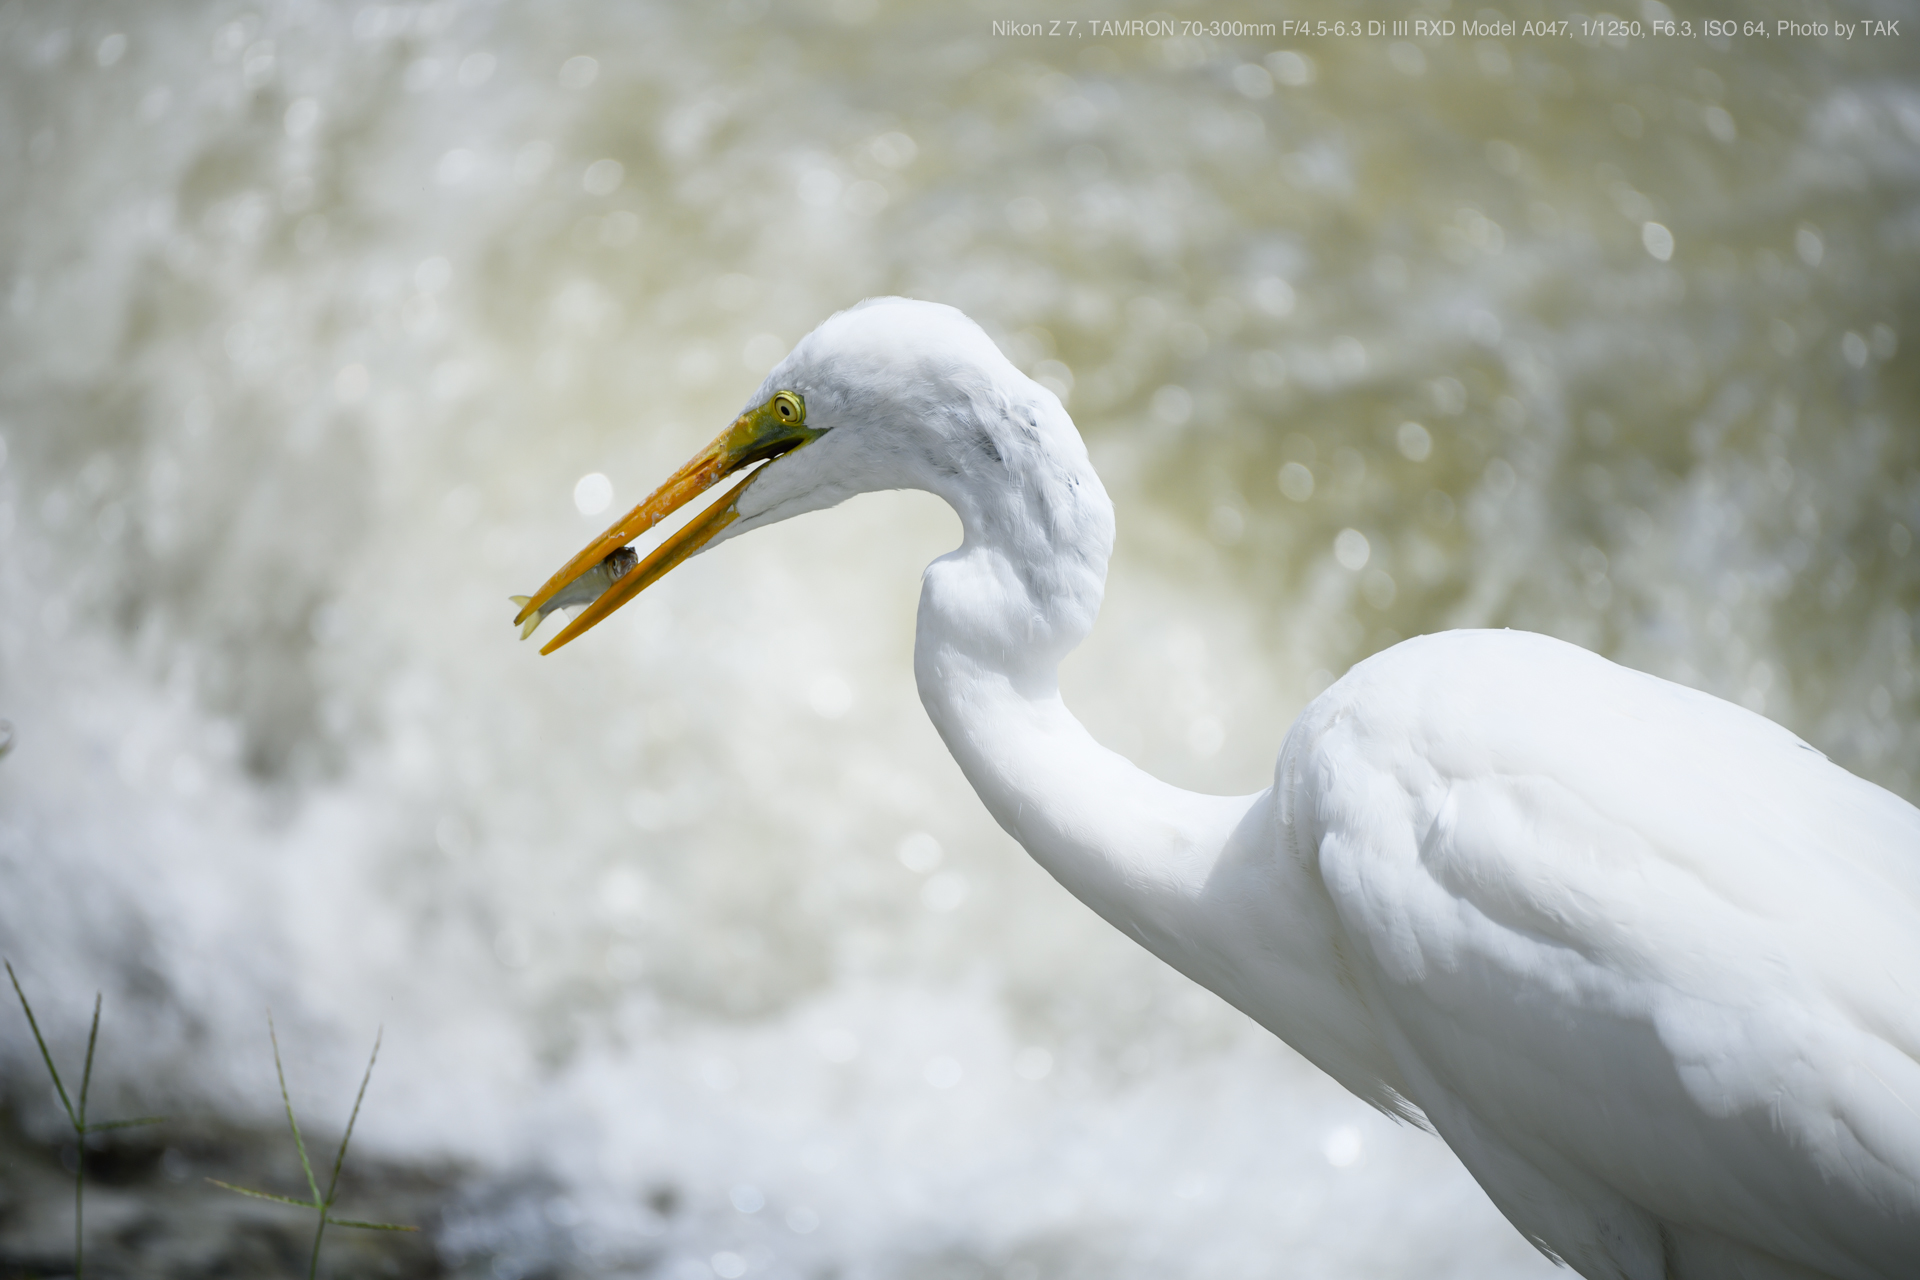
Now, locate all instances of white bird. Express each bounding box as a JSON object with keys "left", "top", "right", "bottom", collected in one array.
[{"left": 514, "top": 298, "right": 1920, "bottom": 1280}]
